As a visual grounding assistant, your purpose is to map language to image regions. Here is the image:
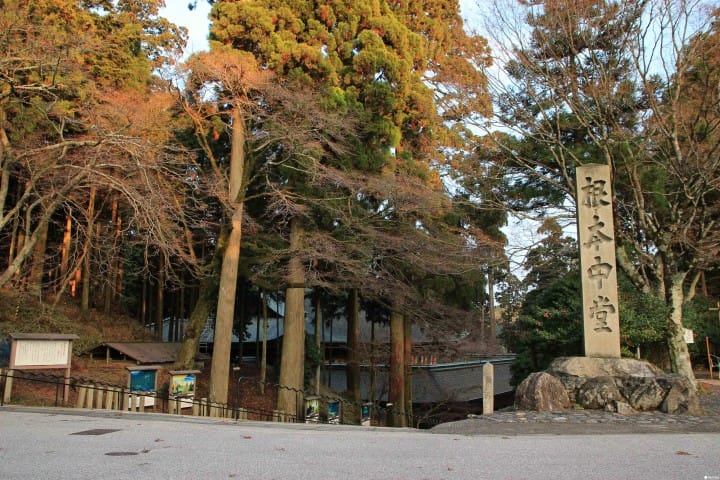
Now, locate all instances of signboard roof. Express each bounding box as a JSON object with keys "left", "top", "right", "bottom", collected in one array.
[{"left": 10, "top": 333, "right": 79, "bottom": 340}]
